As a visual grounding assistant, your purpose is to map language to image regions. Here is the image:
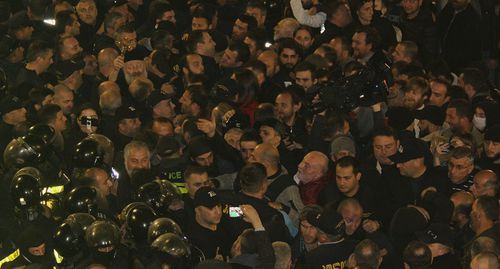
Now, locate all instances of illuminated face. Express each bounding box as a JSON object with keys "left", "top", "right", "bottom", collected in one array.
[
  {"left": 403, "top": 87, "right": 425, "bottom": 110},
  {"left": 447, "top": 157, "right": 473, "bottom": 184},
  {"left": 429, "top": 81, "right": 450, "bottom": 107},
  {"left": 192, "top": 17, "right": 210, "bottom": 31},
  {"left": 295, "top": 70, "right": 315, "bottom": 91},
  {"left": 373, "top": 135, "right": 398, "bottom": 165},
  {"left": 76, "top": 1, "right": 98, "bottom": 25},
  {"left": 275, "top": 93, "right": 297, "bottom": 122},
  {"left": 220, "top": 49, "right": 240, "bottom": 68},
  {"left": 484, "top": 139, "right": 500, "bottom": 159},
  {"left": 196, "top": 204, "right": 222, "bottom": 225},
  {"left": 186, "top": 172, "right": 210, "bottom": 198},
  {"left": 125, "top": 147, "right": 150, "bottom": 176},
  {"left": 279, "top": 48, "right": 299, "bottom": 69},
  {"left": 186, "top": 54, "right": 204, "bottom": 75},
  {"left": 335, "top": 166, "right": 360, "bottom": 196},
  {"left": 352, "top": 32, "right": 371, "bottom": 59},
  {"left": 357, "top": 1, "right": 374, "bottom": 25},
  {"left": 300, "top": 220, "right": 319, "bottom": 244},
  {"left": 194, "top": 151, "right": 214, "bottom": 167},
  {"left": 259, "top": 126, "right": 280, "bottom": 147},
  {"left": 240, "top": 141, "right": 258, "bottom": 163},
  {"left": 232, "top": 19, "right": 249, "bottom": 40},
  {"left": 294, "top": 29, "right": 313, "bottom": 49}
]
